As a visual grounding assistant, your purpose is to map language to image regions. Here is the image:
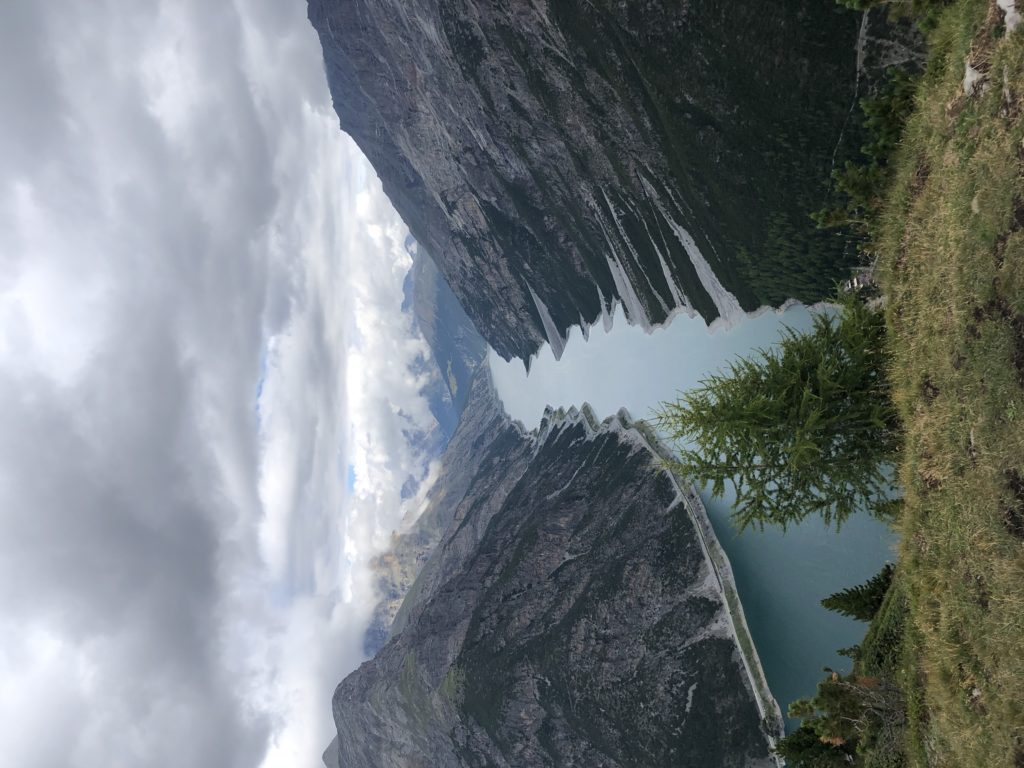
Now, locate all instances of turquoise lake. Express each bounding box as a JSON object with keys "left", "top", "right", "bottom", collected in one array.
[{"left": 489, "top": 304, "right": 896, "bottom": 730}]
